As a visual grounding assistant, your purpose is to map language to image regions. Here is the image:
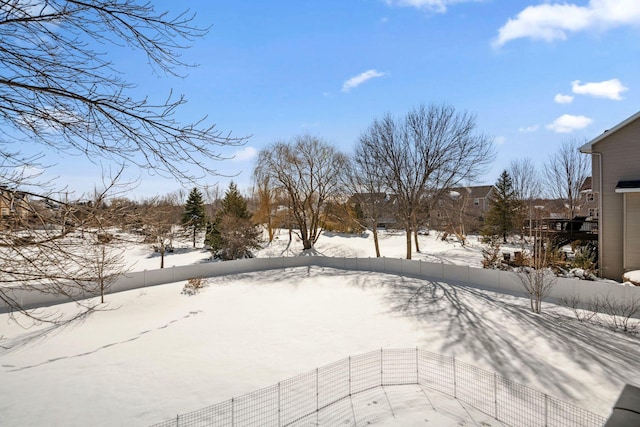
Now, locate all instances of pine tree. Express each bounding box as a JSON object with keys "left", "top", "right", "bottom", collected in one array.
[
  {"left": 483, "top": 170, "right": 522, "bottom": 243},
  {"left": 205, "top": 182, "right": 260, "bottom": 260},
  {"left": 182, "top": 188, "right": 207, "bottom": 248}
]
